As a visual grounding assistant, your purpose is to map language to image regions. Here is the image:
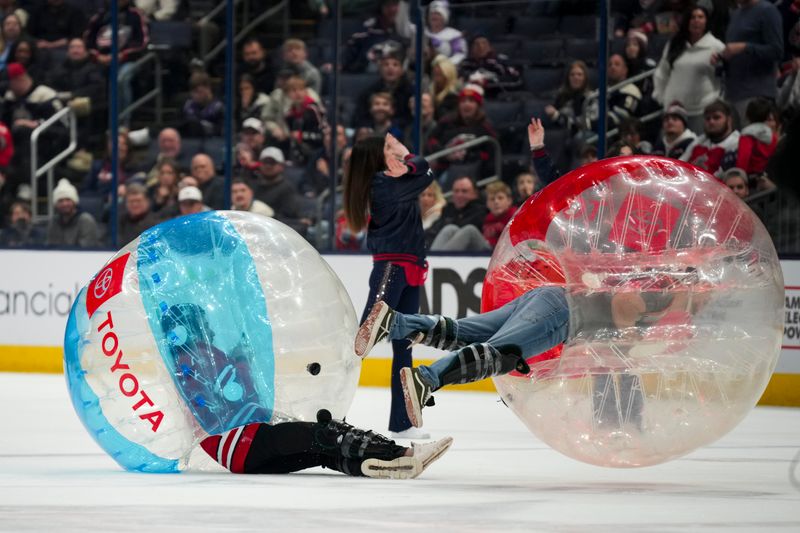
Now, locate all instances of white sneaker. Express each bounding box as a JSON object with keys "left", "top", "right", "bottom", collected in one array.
[
  {"left": 354, "top": 300, "right": 395, "bottom": 358},
  {"left": 389, "top": 427, "right": 430, "bottom": 440},
  {"left": 361, "top": 437, "right": 453, "bottom": 479}
]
